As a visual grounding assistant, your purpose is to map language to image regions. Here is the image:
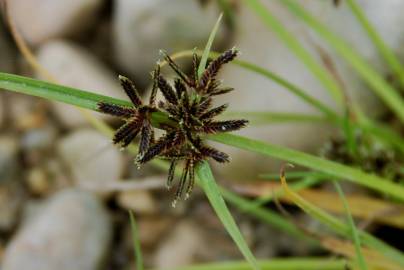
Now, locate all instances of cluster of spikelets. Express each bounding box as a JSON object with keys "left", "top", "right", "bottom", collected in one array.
[{"left": 98, "top": 48, "right": 248, "bottom": 206}]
